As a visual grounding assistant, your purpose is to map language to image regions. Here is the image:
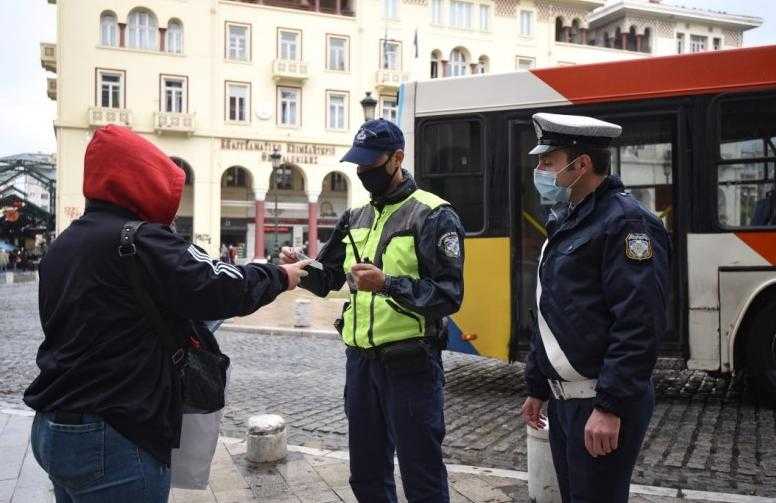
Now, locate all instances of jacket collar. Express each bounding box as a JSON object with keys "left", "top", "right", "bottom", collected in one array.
[
  {"left": 551, "top": 175, "right": 624, "bottom": 238},
  {"left": 370, "top": 169, "right": 417, "bottom": 210},
  {"left": 84, "top": 199, "right": 142, "bottom": 221}
]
